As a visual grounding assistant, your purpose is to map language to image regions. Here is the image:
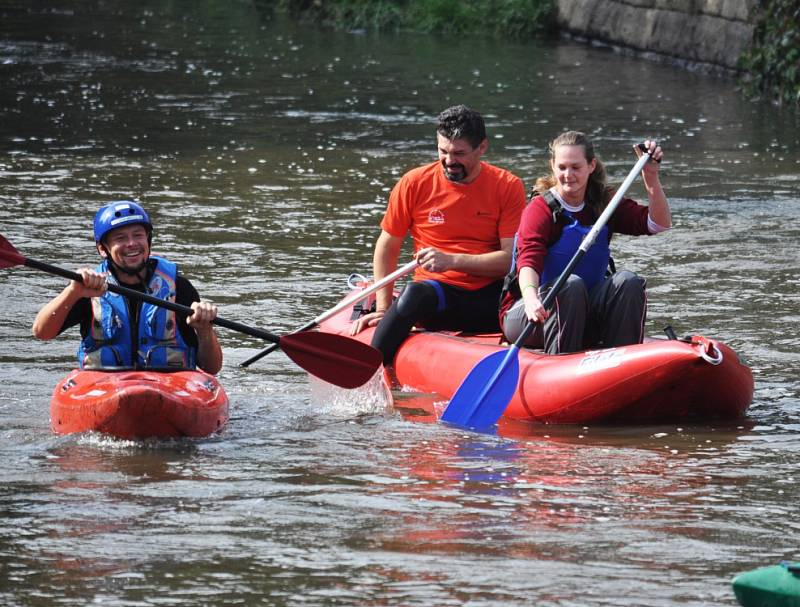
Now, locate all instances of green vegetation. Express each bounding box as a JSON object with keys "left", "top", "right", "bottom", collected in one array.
[
  {"left": 739, "top": 0, "right": 799, "bottom": 106},
  {"left": 272, "top": 0, "right": 555, "bottom": 38}
]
